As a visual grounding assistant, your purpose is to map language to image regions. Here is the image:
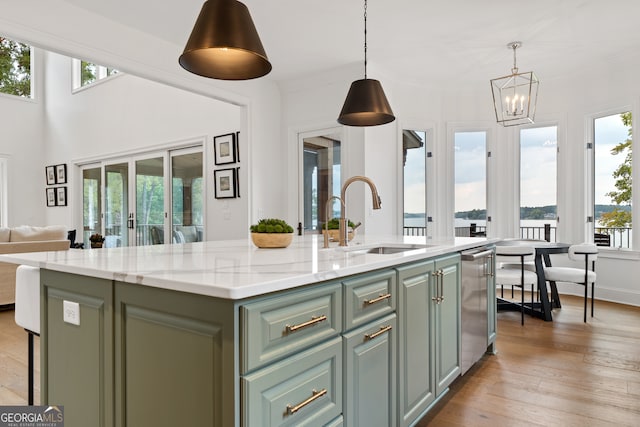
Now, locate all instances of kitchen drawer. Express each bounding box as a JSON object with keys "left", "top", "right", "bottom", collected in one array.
[
  {"left": 343, "top": 269, "right": 396, "bottom": 331},
  {"left": 242, "top": 337, "right": 342, "bottom": 427},
  {"left": 241, "top": 282, "right": 342, "bottom": 373}
]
